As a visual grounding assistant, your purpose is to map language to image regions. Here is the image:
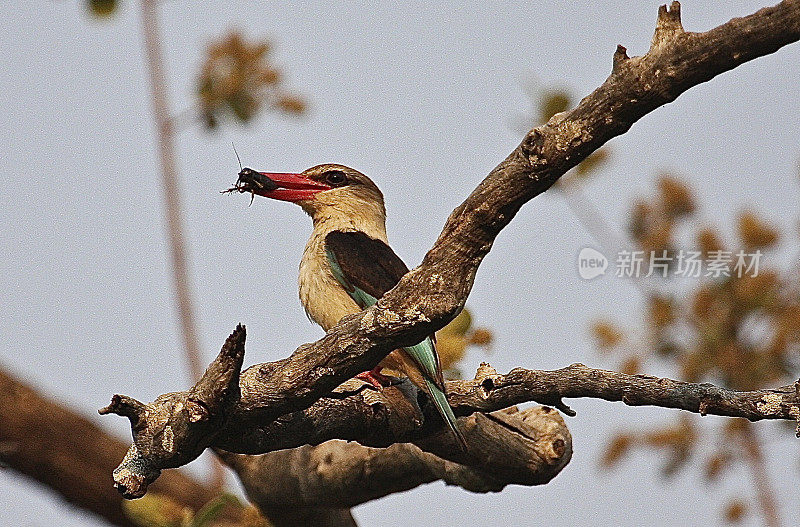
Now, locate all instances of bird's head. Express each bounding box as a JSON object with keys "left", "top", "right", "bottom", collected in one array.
[{"left": 229, "top": 163, "right": 386, "bottom": 229}]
